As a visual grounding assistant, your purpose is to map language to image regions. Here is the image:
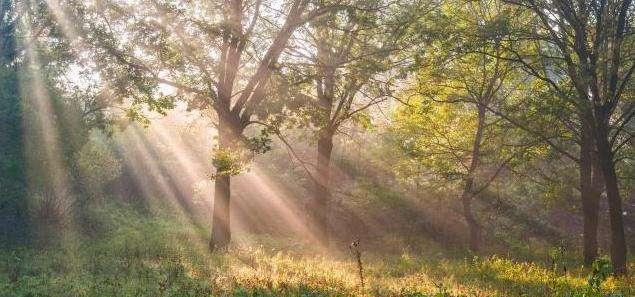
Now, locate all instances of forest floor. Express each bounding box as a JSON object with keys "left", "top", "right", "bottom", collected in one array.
[{"left": 1, "top": 201, "right": 633, "bottom": 297}]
